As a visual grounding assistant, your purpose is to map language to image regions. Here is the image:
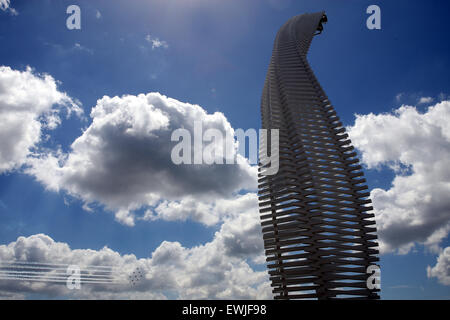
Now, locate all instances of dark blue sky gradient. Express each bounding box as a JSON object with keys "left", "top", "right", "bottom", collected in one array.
[{"left": 1, "top": 0, "right": 449, "bottom": 299}]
